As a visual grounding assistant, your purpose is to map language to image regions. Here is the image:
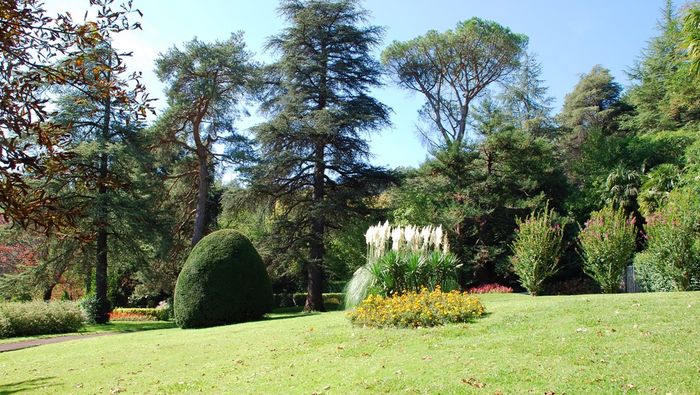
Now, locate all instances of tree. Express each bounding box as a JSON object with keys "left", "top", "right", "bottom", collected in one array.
[
  {"left": 0, "top": 0, "right": 144, "bottom": 232},
  {"left": 622, "top": 1, "right": 700, "bottom": 133},
  {"left": 683, "top": 6, "right": 700, "bottom": 76},
  {"left": 50, "top": 41, "right": 159, "bottom": 322},
  {"left": 381, "top": 18, "right": 527, "bottom": 149},
  {"left": 154, "top": 34, "right": 254, "bottom": 246},
  {"left": 557, "top": 65, "right": 623, "bottom": 143},
  {"left": 499, "top": 52, "right": 555, "bottom": 138},
  {"left": 252, "top": 0, "right": 390, "bottom": 311}
]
